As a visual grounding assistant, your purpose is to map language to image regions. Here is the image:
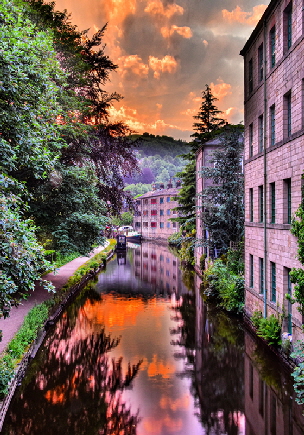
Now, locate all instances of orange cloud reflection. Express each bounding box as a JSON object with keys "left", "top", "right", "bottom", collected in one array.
[
  {"left": 143, "top": 415, "right": 183, "bottom": 434},
  {"left": 146, "top": 354, "right": 176, "bottom": 379},
  {"left": 159, "top": 394, "right": 190, "bottom": 411}
]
